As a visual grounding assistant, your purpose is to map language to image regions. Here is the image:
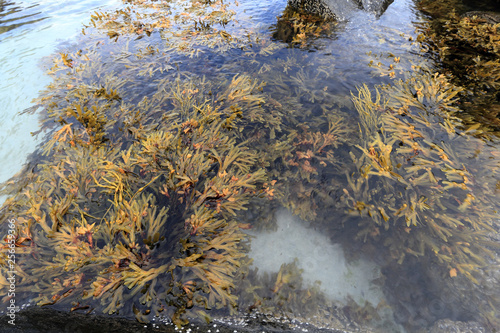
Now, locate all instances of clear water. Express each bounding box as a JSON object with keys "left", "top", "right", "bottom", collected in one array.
[
  {"left": 0, "top": 0, "right": 120, "bottom": 194},
  {"left": 248, "top": 209, "right": 386, "bottom": 306}
]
